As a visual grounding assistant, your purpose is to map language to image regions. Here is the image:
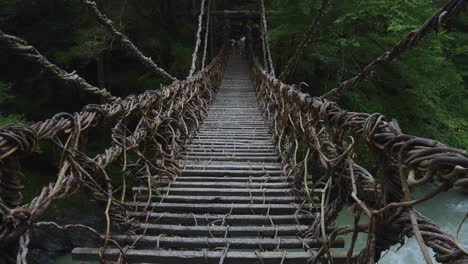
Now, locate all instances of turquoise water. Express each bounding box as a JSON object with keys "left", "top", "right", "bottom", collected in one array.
[
  {"left": 56, "top": 186, "right": 467, "bottom": 264},
  {"left": 335, "top": 186, "right": 467, "bottom": 263}
]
